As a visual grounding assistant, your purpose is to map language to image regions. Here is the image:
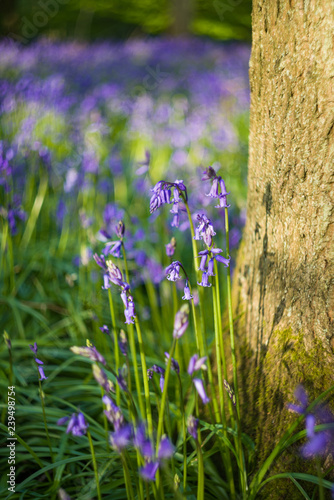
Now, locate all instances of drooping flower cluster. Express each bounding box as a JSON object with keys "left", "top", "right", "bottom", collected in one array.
[
  {"left": 57, "top": 412, "right": 89, "bottom": 437},
  {"left": 202, "top": 166, "right": 231, "bottom": 209},
  {"left": 165, "top": 260, "right": 193, "bottom": 301},
  {"left": 94, "top": 255, "right": 136, "bottom": 325},
  {"left": 29, "top": 342, "right": 48, "bottom": 381},
  {"left": 134, "top": 424, "right": 174, "bottom": 481},
  {"left": 188, "top": 354, "right": 210, "bottom": 405},
  {"left": 102, "top": 396, "right": 174, "bottom": 479},
  {"left": 150, "top": 179, "right": 187, "bottom": 228},
  {"left": 288, "top": 385, "right": 334, "bottom": 458},
  {"left": 196, "top": 248, "right": 230, "bottom": 287}
]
